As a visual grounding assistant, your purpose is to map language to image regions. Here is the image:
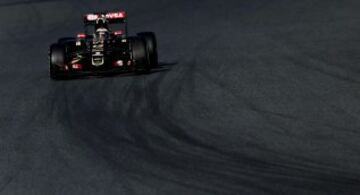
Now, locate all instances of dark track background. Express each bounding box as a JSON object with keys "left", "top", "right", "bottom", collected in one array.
[{"left": 1, "top": 0, "right": 360, "bottom": 194}]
